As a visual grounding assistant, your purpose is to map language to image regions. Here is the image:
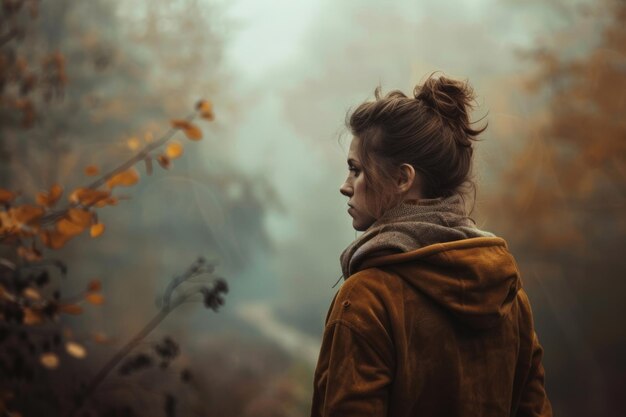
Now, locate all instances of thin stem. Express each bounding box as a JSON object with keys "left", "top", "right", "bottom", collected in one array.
[
  {"left": 69, "top": 307, "right": 170, "bottom": 416},
  {"left": 39, "top": 111, "right": 197, "bottom": 226}
]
